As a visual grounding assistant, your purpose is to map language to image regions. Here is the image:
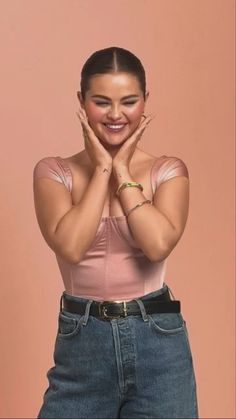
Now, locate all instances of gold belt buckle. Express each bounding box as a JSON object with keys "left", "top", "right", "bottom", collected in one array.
[{"left": 99, "top": 300, "right": 128, "bottom": 320}]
